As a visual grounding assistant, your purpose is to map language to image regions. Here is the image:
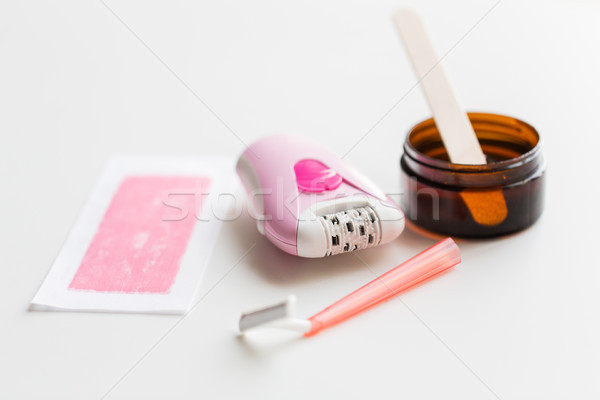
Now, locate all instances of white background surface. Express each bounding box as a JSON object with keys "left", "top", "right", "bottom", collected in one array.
[{"left": 1, "top": 0, "right": 599, "bottom": 399}]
